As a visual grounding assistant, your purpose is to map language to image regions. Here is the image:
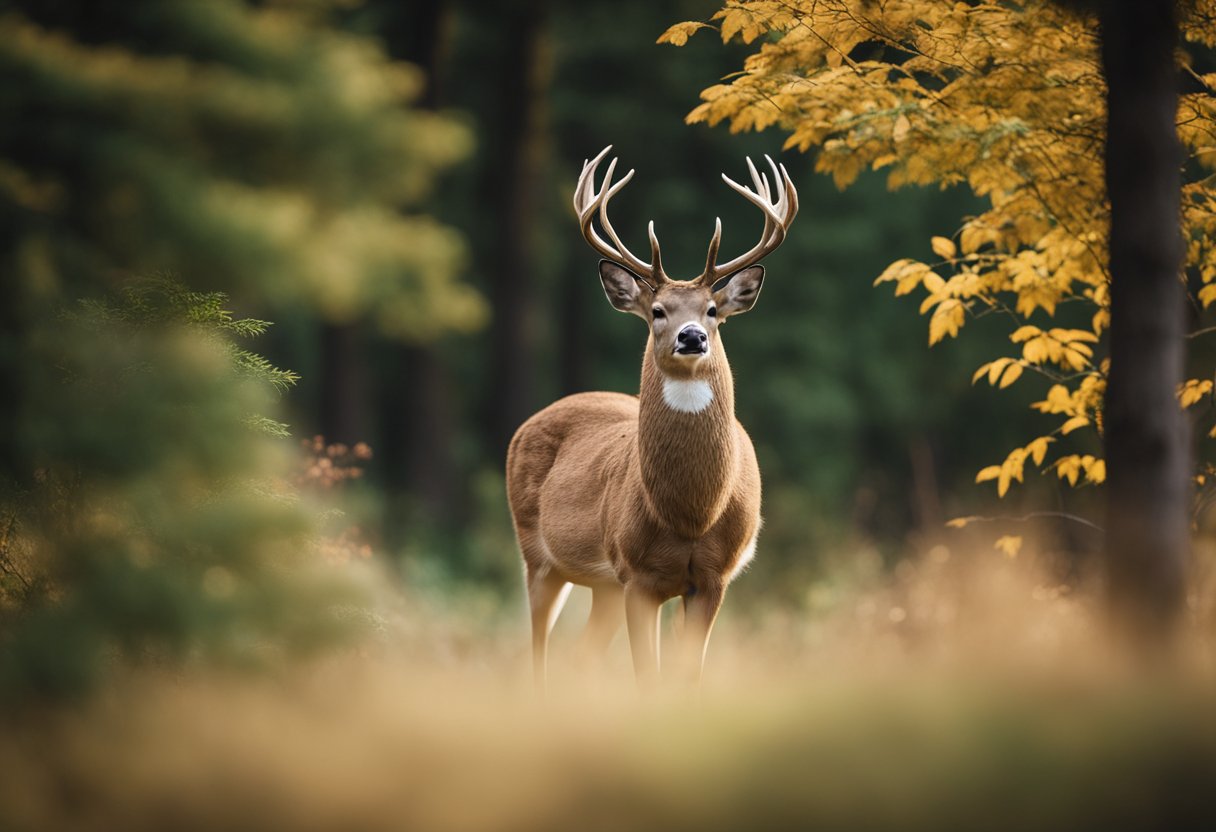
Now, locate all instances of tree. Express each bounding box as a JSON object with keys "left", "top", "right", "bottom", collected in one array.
[
  {"left": 661, "top": 0, "right": 1216, "bottom": 623},
  {"left": 0, "top": 0, "right": 488, "bottom": 699},
  {"left": 1099, "top": 1, "right": 1189, "bottom": 636},
  {"left": 662, "top": 1, "right": 1216, "bottom": 497},
  {"left": 0, "top": 1, "right": 483, "bottom": 326},
  {"left": 0, "top": 0, "right": 486, "bottom": 460},
  {"left": 0, "top": 279, "right": 352, "bottom": 702}
]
